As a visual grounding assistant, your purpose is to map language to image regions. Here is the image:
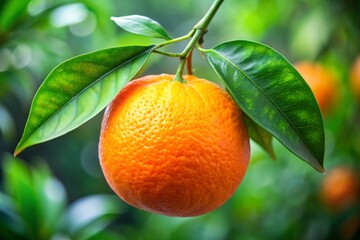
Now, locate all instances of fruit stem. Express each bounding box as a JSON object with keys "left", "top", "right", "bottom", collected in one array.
[
  {"left": 186, "top": 49, "right": 193, "bottom": 75},
  {"left": 174, "top": 0, "right": 224, "bottom": 83}
]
